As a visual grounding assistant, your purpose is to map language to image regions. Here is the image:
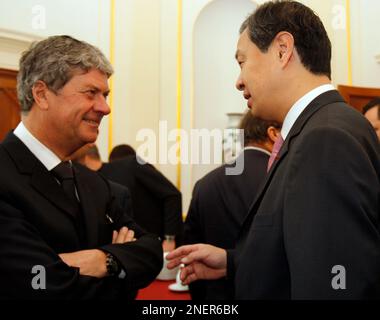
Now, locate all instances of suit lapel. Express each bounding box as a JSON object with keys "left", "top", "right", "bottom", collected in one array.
[
  {"left": 74, "top": 167, "right": 99, "bottom": 248},
  {"left": 241, "top": 90, "right": 345, "bottom": 230},
  {"left": 31, "top": 165, "right": 79, "bottom": 219},
  {"left": 2, "top": 133, "right": 78, "bottom": 219}
]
